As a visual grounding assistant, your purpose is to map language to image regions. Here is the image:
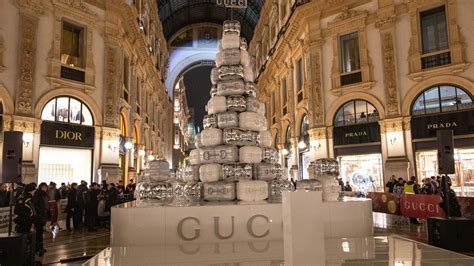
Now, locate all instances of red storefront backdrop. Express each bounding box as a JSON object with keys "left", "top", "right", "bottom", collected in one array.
[
  {"left": 399, "top": 194, "right": 445, "bottom": 219},
  {"left": 368, "top": 192, "right": 474, "bottom": 219}
]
